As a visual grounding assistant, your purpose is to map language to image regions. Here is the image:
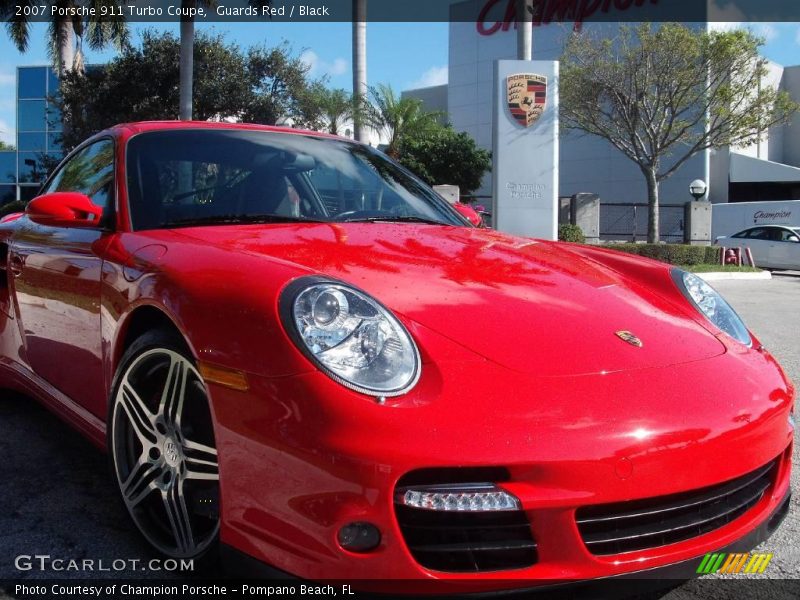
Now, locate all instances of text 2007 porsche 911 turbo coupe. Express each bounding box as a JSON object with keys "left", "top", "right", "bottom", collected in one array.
[{"left": 0, "top": 122, "right": 793, "bottom": 589}]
